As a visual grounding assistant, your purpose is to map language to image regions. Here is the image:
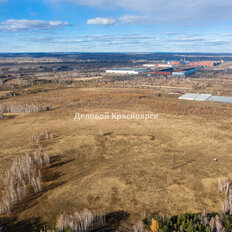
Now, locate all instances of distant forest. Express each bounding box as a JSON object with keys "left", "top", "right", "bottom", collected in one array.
[{"left": 1, "top": 52, "right": 232, "bottom": 61}]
